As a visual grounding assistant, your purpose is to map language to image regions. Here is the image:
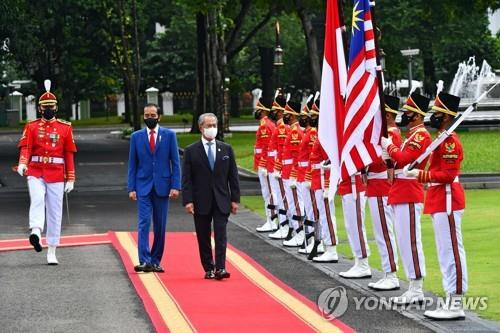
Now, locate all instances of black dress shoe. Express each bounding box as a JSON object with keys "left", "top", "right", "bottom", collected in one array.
[
  {"left": 204, "top": 270, "right": 215, "bottom": 279},
  {"left": 215, "top": 269, "right": 230, "bottom": 280},
  {"left": 152, "top": 264, "right": 165, "bottom": 273},
  {"left": 134, "top": 263, "right": 153, "bottom": 272},
  {"left": 29, "top": 234, "right": 42, "bottom": 252}
]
